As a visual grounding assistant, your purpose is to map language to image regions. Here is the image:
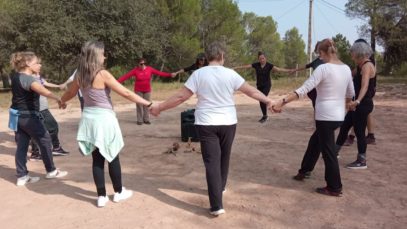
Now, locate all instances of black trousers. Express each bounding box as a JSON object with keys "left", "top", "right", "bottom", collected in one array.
[
  {"left": 195, "top": 124, "right": 236, "bottom": 210},
  {"left": 32, "top": 109, "right": 60, "bottom": 151},
  {"left": 15, "top": 114, "right": 55, "bottom": 177},
  {"left": 257, "top": 85, "right": 271, "bottom": 116},
  {"left": 336, "top": 100, "right": 374, "bottom": 161},
  {"left": 92, "top": 148, "right": 122, "bottom": 196},
  {"left": 307, "top": 89, "right": 317, "bottom": 108},
  {"left": 315, "top": 120, "right": 343, "bottom": 191},
  {"left": 298, "top": 130, "right": 320, "bottom": 174}
]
